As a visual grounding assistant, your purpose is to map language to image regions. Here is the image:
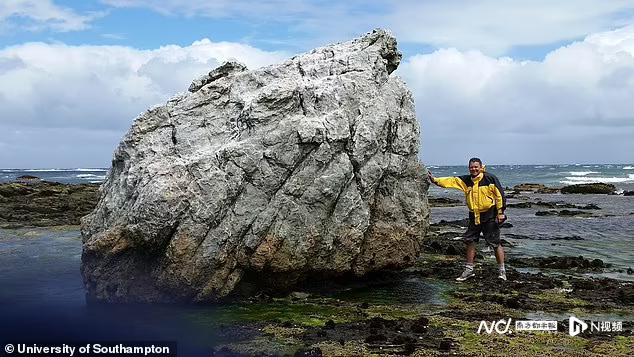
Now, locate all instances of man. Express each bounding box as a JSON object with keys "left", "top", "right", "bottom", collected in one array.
[{"left": 428, "top": 158, "right": 507, "bottom": 281}]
